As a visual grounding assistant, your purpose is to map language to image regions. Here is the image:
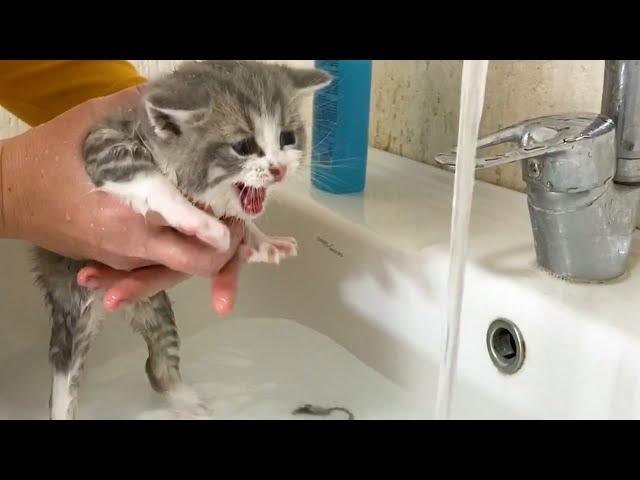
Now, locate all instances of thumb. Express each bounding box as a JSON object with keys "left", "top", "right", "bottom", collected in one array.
[{"left": 211, "top": 253, "right": 241, "bottom": 316}]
